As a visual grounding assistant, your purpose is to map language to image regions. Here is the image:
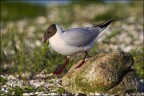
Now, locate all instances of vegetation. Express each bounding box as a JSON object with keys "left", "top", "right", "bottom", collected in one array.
[
  {"left": 0, "top": 0, "right": 143, "bottom": 95},
  {"left": 0, "top": 1, "right": 46, "bottom": 21}
]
